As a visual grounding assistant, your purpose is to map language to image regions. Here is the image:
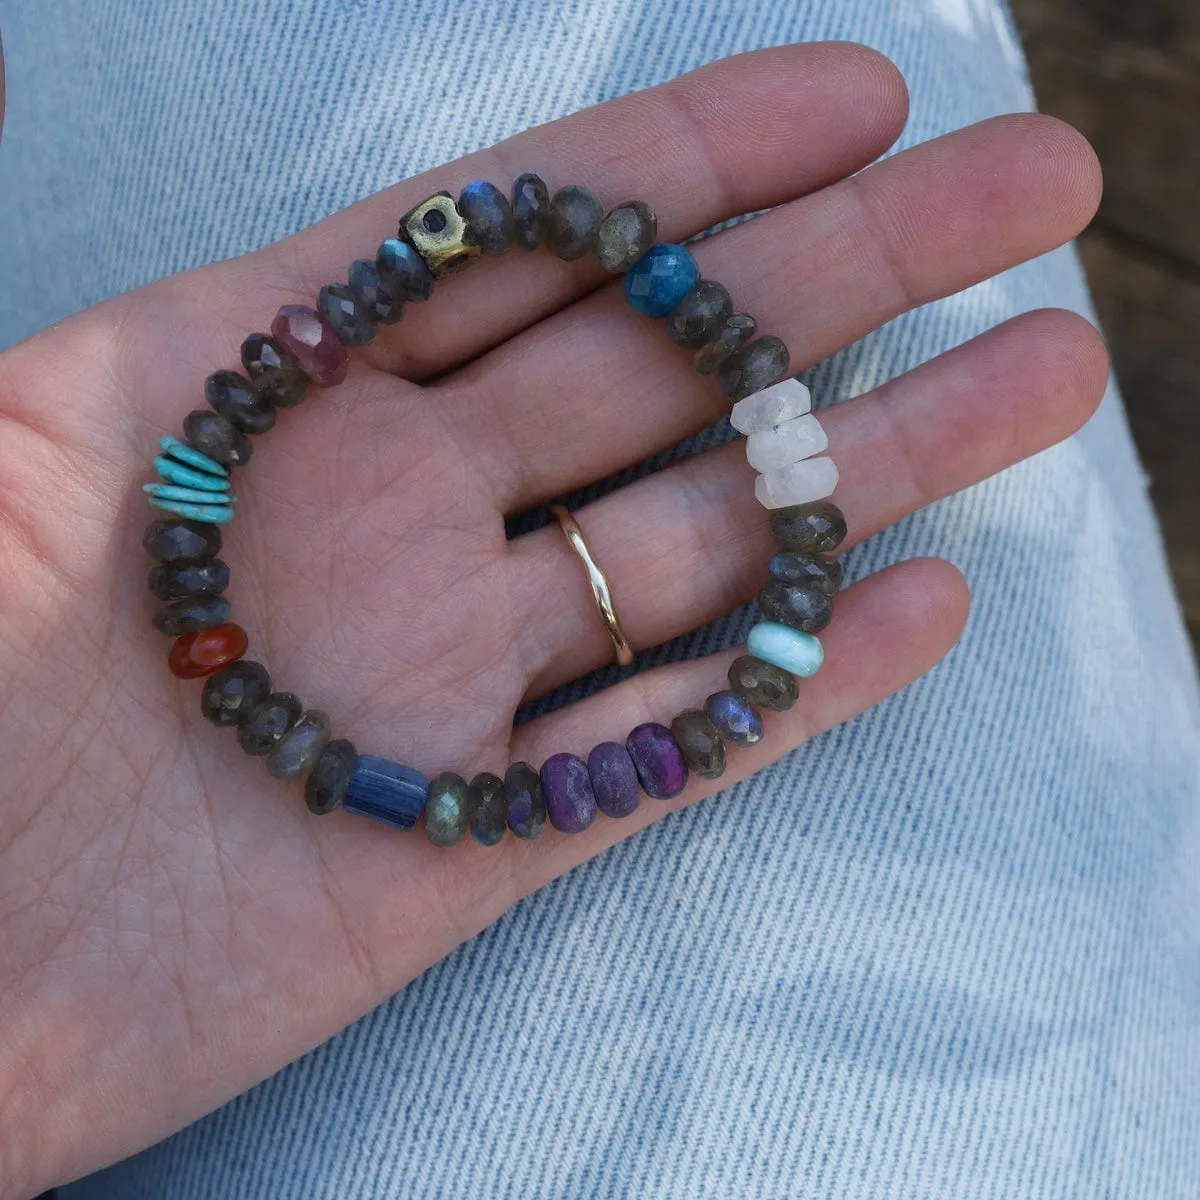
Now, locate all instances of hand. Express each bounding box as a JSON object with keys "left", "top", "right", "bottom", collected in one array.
[{"left": 0, "top": 42, "right": 1105, "bottom": 1197}]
